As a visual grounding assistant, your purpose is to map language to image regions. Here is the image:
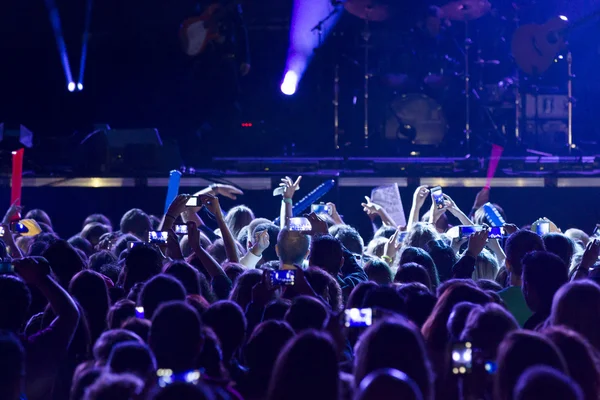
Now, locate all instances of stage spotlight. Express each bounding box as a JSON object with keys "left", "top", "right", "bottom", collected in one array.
[
  {"left": 68, "top": 82, "right": 76, "bottom": 92},
  {"left": 281, "top": 71, "right": 298, "bottom": 96},
  {"left": 45, "top": 0, "right": 74, "bottom": 88},
  {"left": 281, "top": 0, "right": 342, "bottom": 94},
  {"left": 77, "top": 0, "right": 94, "bottom": 92},
  {"left": 559, "top": 15, "right": 568, "bottom": 21}
]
